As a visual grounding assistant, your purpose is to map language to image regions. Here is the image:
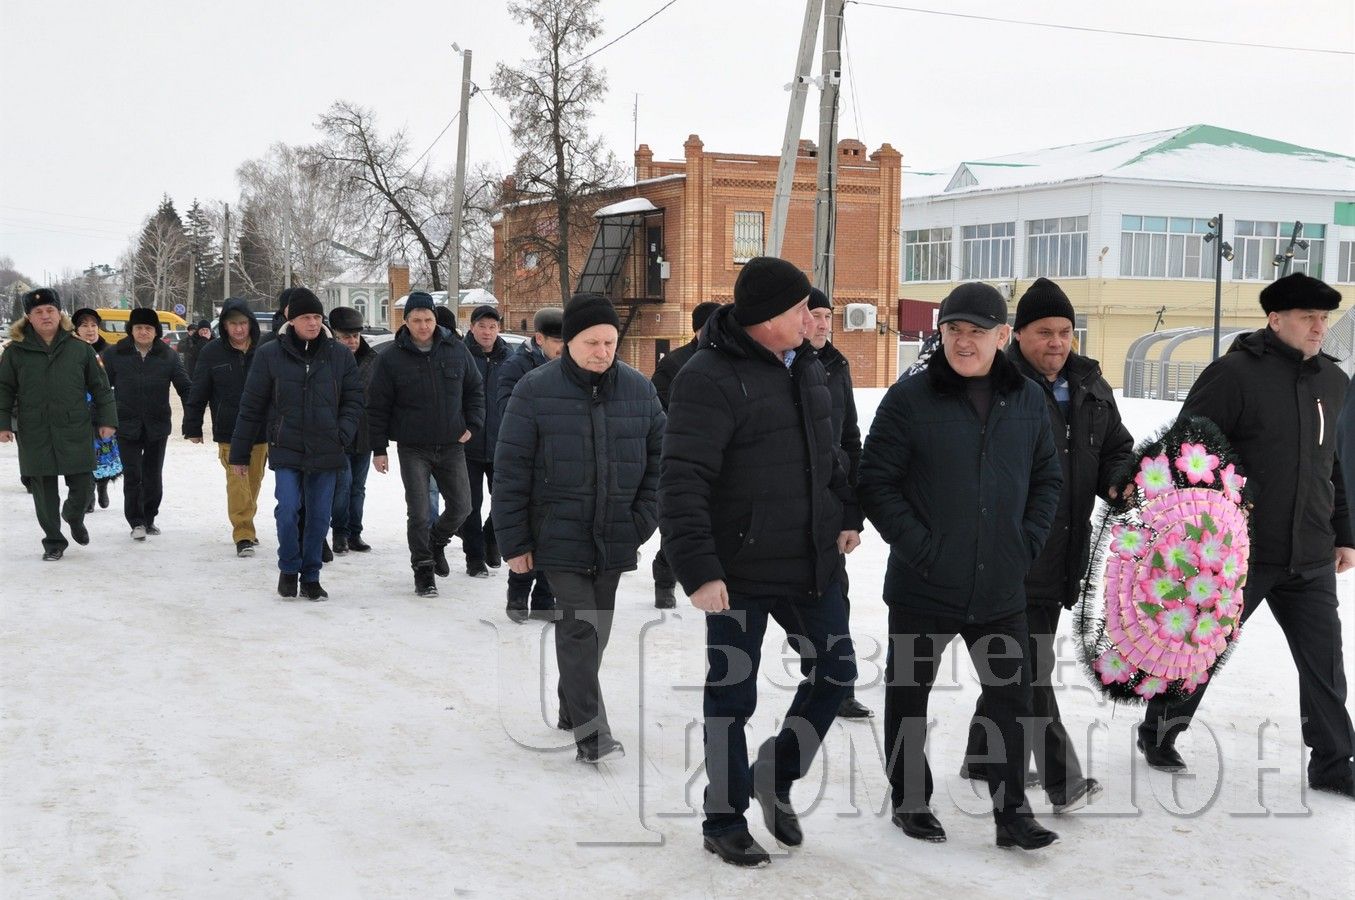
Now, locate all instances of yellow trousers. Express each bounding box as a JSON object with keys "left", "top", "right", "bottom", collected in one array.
[{"left": 218, "top": 442, "right": 268, "bottom": 542}]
